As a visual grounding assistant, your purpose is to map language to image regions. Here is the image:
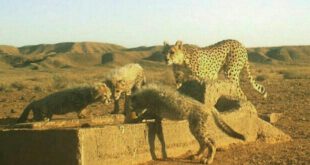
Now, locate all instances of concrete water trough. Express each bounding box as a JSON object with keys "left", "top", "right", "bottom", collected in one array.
[
  {"left": 0, "top": 115, "right": 198, "bottom": 165},
  {"left": 0, "top": 107, "right": 291, "bottom": 165}
]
